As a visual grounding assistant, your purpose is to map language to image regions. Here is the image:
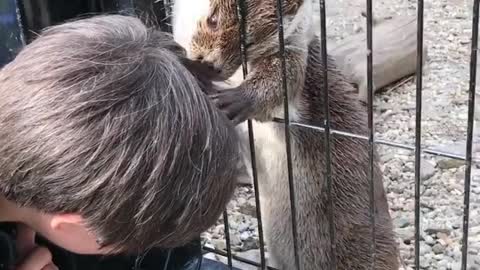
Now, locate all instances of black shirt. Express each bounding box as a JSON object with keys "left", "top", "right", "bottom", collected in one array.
[{"left": 0, "top": 222, "right": 203, "bottom": 270}]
